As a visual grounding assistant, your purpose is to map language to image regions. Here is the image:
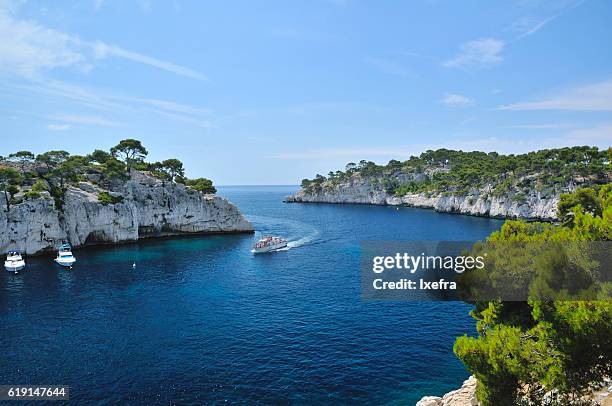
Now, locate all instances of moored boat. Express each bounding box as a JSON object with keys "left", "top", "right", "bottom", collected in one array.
[
  {"left": 54, "top": 244, "right": 76, "bottom": 267},
  {"left": 4, "top": 251, "right": 26, "bottom": 273},
  {"left": 252, "top": 236, "right": 288, "bottom": 254}
]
